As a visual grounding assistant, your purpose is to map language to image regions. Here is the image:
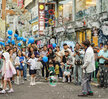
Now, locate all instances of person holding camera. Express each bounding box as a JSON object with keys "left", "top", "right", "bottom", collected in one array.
[{"left": 74, "top": 43, "right": 84, "bottom": 85}]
